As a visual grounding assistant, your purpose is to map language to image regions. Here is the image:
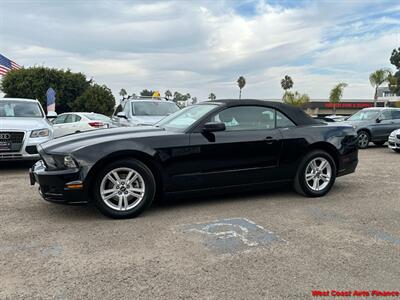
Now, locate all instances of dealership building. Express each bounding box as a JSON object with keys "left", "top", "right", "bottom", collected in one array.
[{"left": 300, "top": 87, "right": 399, "bottom": 116}]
